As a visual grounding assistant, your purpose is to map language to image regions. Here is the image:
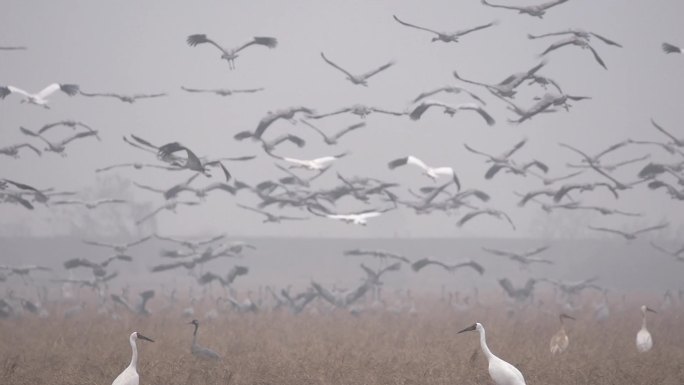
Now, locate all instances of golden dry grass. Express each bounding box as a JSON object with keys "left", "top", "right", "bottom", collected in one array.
[{"left": 1, "top": 300, "right": 683, "bottom": 385}]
